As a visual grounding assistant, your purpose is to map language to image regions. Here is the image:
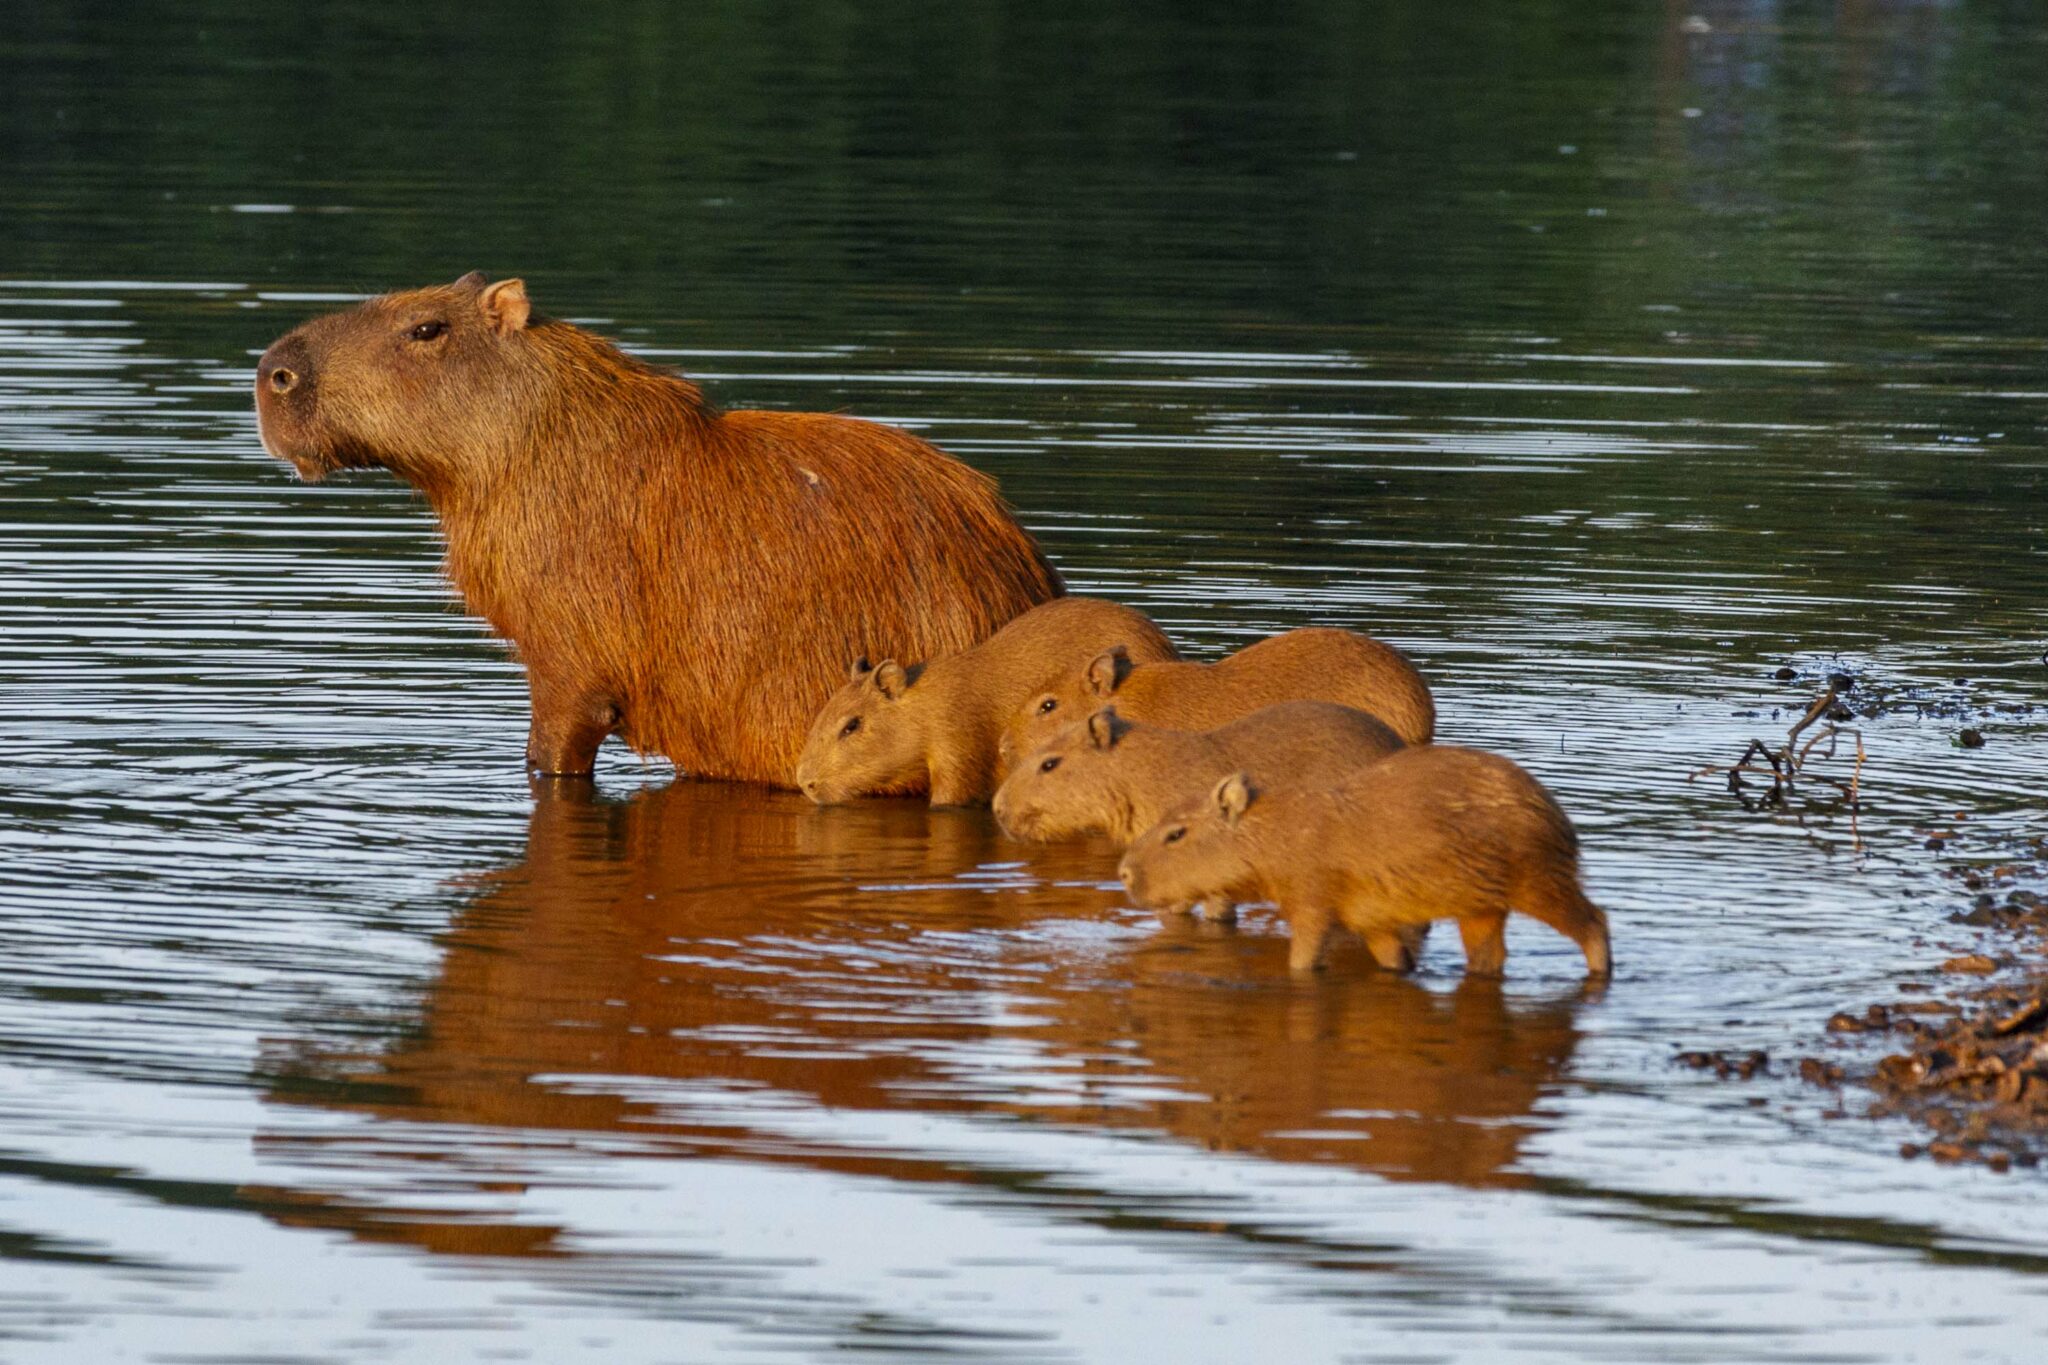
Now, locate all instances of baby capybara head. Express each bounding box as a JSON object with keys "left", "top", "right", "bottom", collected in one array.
[
  {"left": 255, "top": 271, "right": 537, "bottom": 484},
  {"left": 992, "top": 707, "right": 1135, "bottom": 842},
  {"left": 1118, "top": 770, "right": 1261, "bottom": 910},
  {"left": 1002, "top": 643, "right": 1134, "bottom": 770},
  {"left": 795, "top": 659, "right": 929, "bottom": 804}
]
